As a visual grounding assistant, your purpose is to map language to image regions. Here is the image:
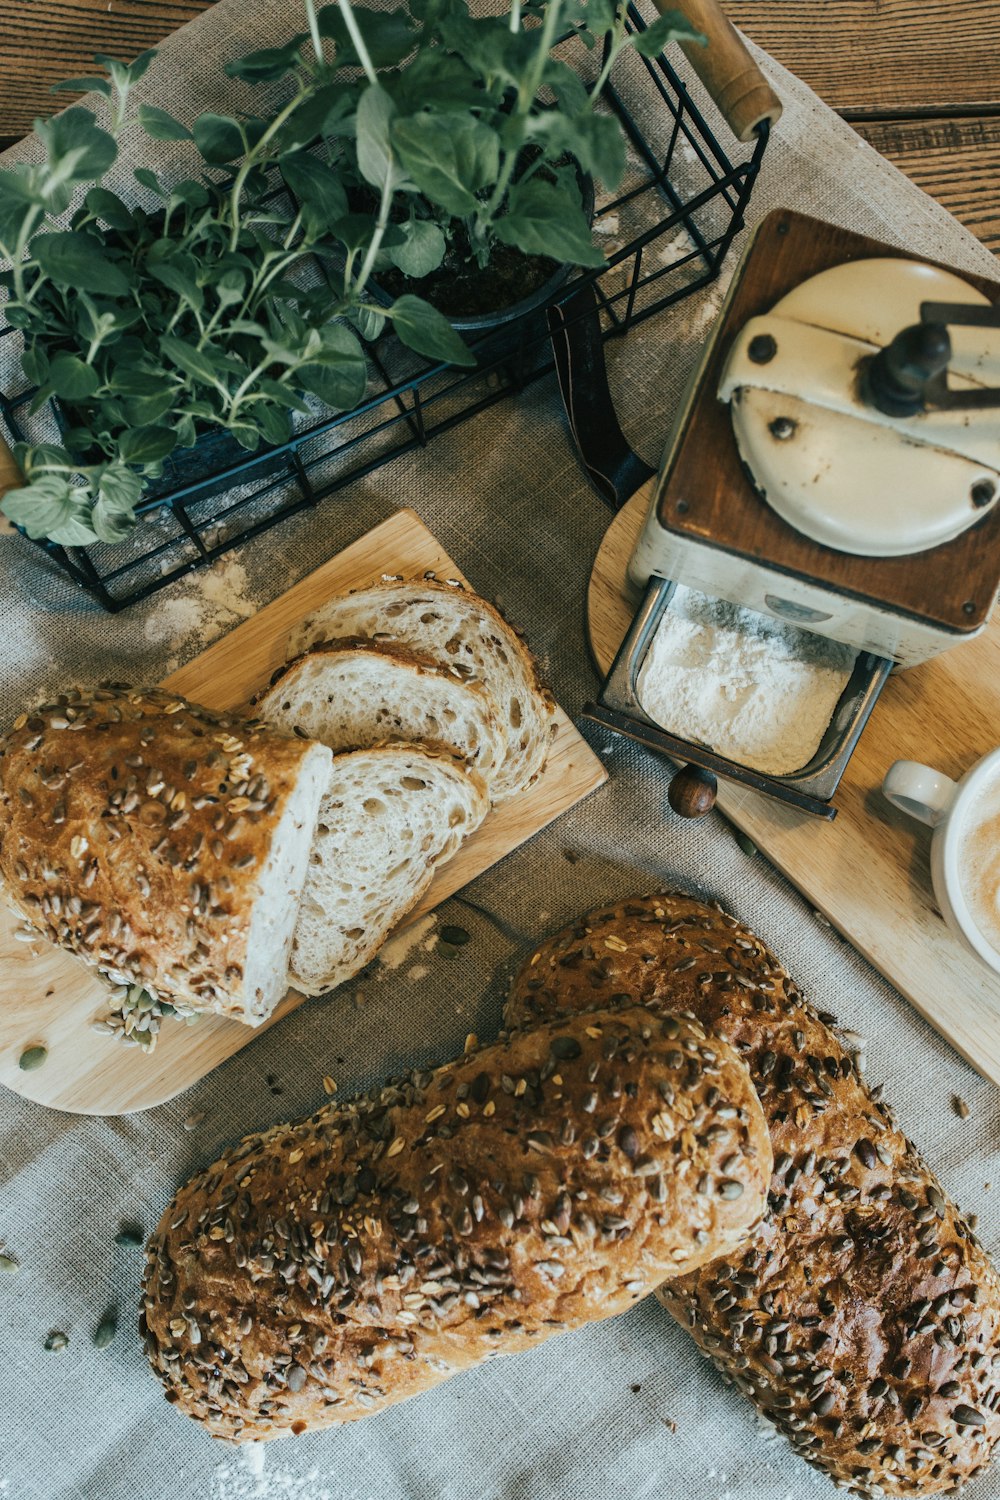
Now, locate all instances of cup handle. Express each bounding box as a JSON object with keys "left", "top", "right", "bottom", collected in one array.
[{"left": 882, "top": 760, "right": 958, "bottom": 828}]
